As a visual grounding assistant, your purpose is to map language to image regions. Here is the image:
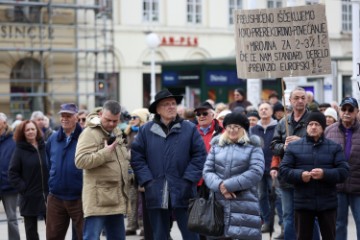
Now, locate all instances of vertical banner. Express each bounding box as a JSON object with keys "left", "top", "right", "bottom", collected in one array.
[{"left": 234, "top": 4, "right": 331, "bottom": 79}]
